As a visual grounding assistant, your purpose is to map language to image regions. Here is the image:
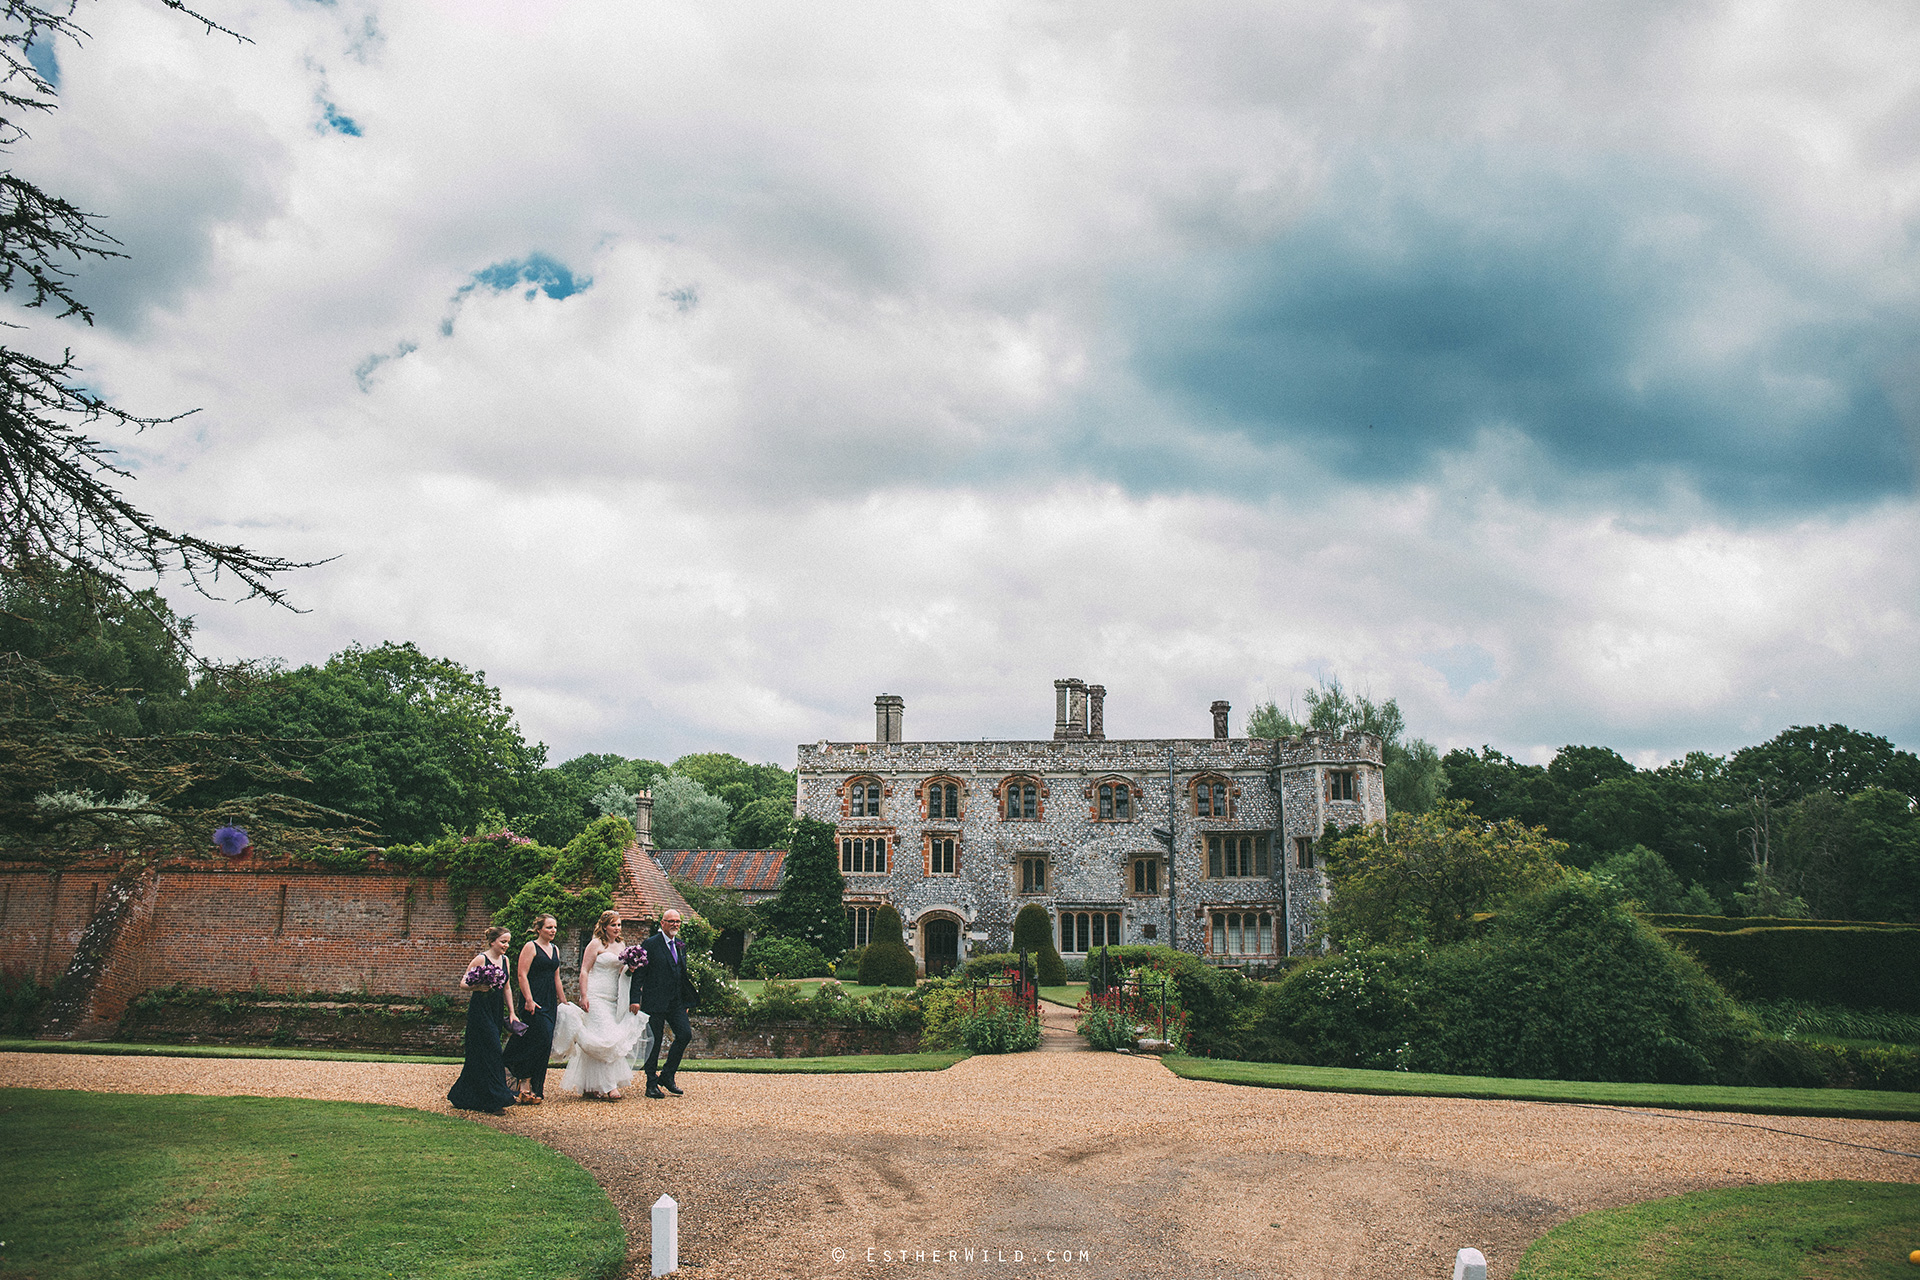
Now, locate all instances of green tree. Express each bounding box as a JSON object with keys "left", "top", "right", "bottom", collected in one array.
[
  {"left": 1729, "top": 725, "right": 1920, "bottom": 806},
  {"left": 1318, "top": 798, "right": 1568, "bottom": 947},
  {"left": 1441, "top": 746, "right": 1558, "bottom": 829},
  {"left": 1590, "top": 844, "right": 1687, "bottom": 912},
  {"left": 729, "top": 795, "right": 795, "bottom": 850},
  {"left": 0, "top": 563, "right": 195, "bottom": 735},
  {"left": 649, "top": 772, "right": 731, "bottom": 849},
  {"left": 191, "top": 642, "right": 543, "bottom": 844},
  {"left": 760, "top": 816, "right": 849, "bottom": 956},
  {"left": 1010, "top": 902, "right": 1066, "bottom": 986},
  {"left": 1250, "top": 677, "right": 1445, "bottom": 814}
]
